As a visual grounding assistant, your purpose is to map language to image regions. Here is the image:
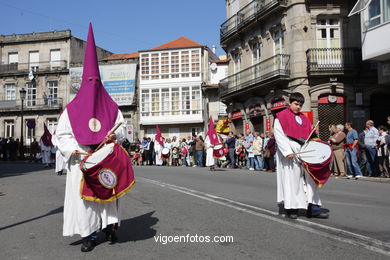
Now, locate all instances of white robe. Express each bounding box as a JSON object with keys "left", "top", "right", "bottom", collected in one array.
[
  {"left": 205, "top": 136, "right": 215, "bottom": 167},
  {"left": 51, "top": 135, "right": 66, "bottom": 173},
  {"left": 274, "top": 118, "right": 321, "bottom": 210},
  {"left": 55, "top": 109, "right": 126, "bottom": 237},
  {"left": 154, "top": 141, "right": 163, "bottom": 166},
  {"left": 39, "top": 140, "right": 52, "bottom": 164}
]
